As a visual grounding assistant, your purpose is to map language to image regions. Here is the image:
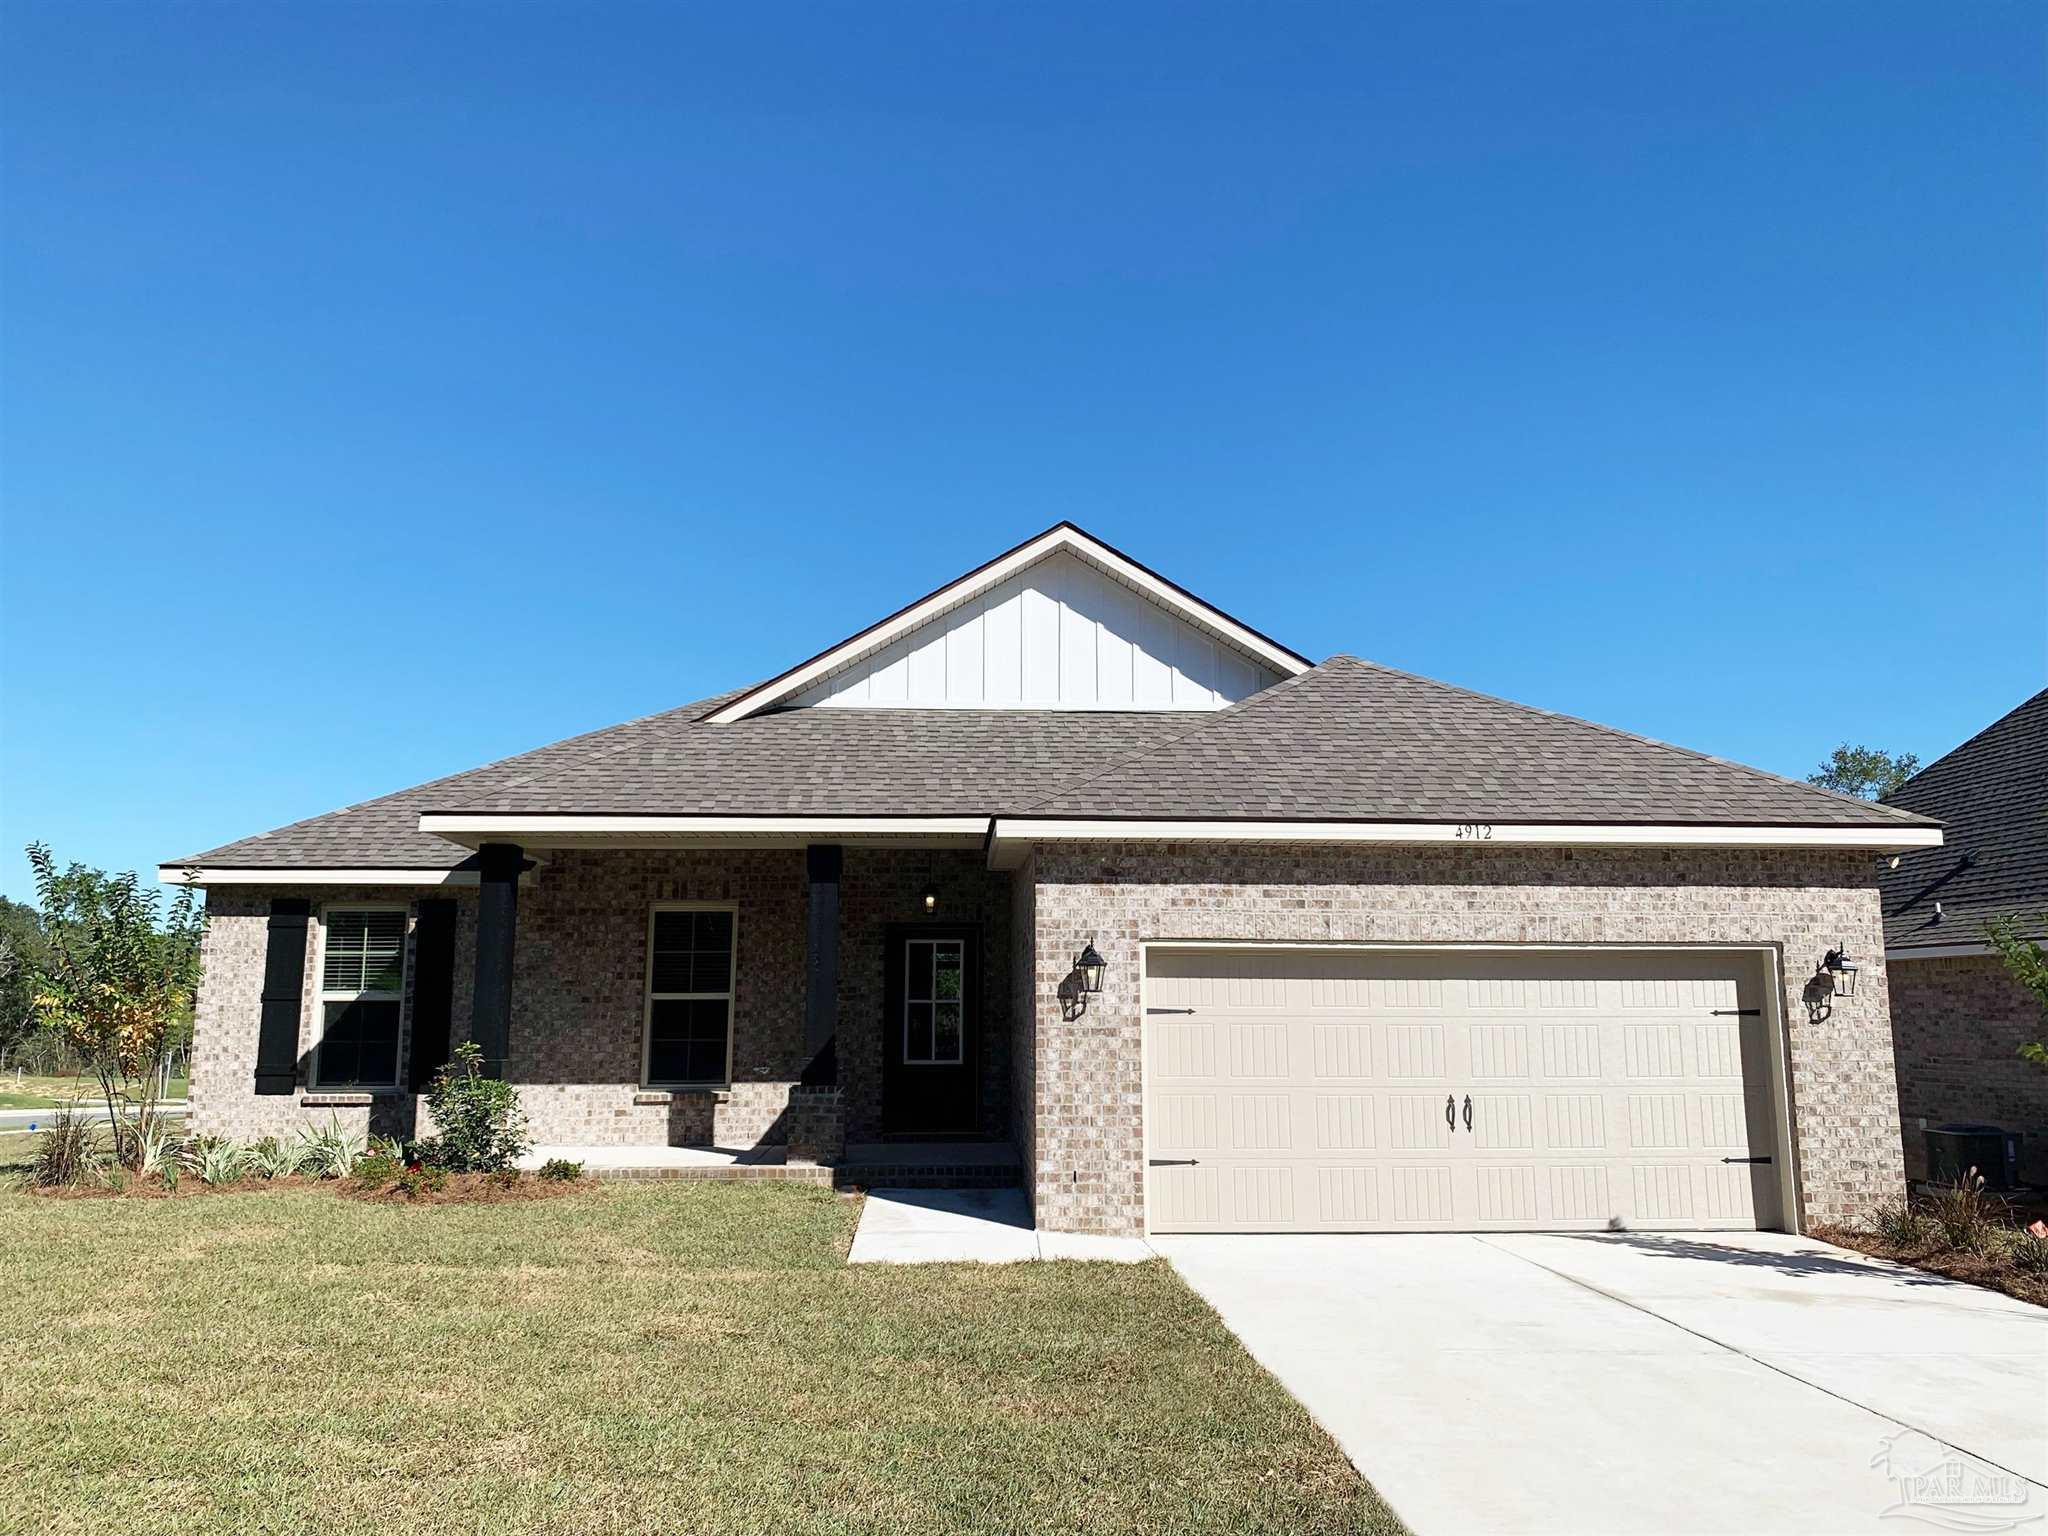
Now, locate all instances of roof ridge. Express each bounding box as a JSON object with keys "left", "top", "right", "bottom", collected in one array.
[
  {"left": 1013, "top": 662, "right": 1335, "bottom": 814},
  {"left": 1324, "top": 654, "right": 1939, "bottom": 827}
]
